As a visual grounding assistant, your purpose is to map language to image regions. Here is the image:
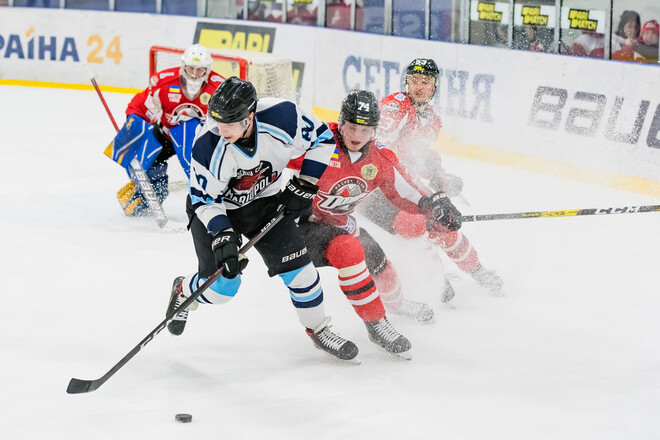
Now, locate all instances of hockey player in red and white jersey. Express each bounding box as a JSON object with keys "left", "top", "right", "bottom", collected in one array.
[
  {"left": 292, "top": 90, "right": 463, "bottom": 343},
  {"left": 361, "top": 58, "right": 503, "bottom": 295},
  {"left": 105, "top": 44, "right": 224, "bottom": 217}
]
